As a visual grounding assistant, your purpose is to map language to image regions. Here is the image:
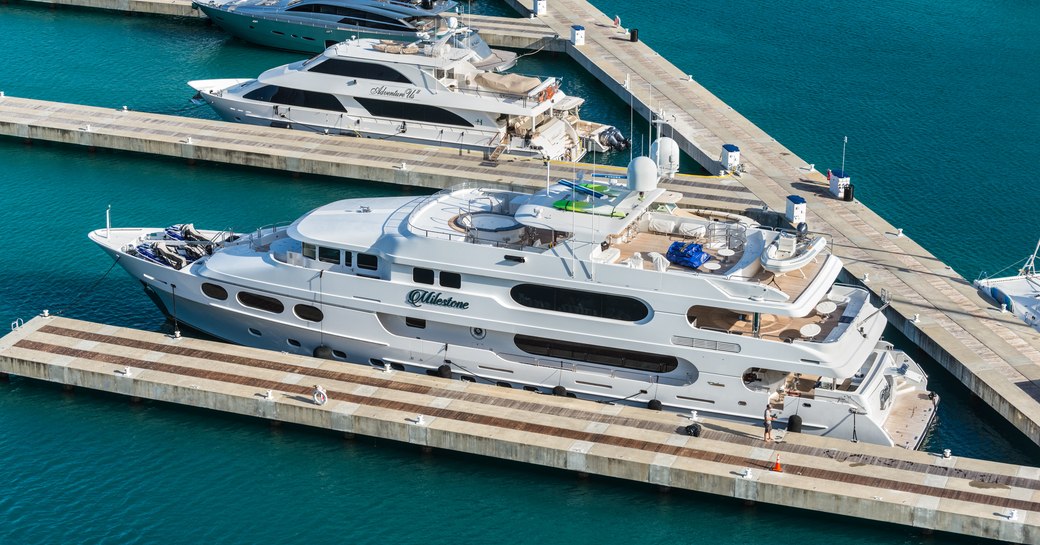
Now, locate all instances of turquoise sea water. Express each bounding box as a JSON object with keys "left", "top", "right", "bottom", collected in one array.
[{"left": 0, "top": 1, "right": 1038, "bottom": 543}]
